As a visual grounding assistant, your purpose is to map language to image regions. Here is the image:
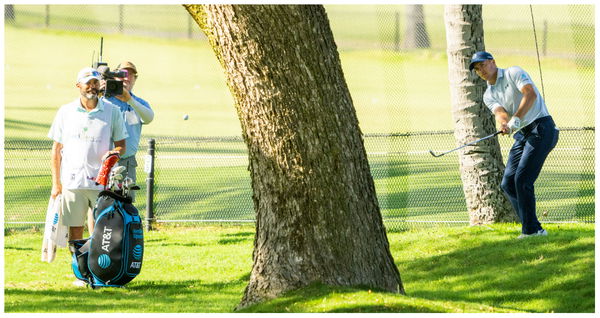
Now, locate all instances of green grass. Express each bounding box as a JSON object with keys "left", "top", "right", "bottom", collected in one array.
[
  {"left": 5, "top": 223, "right": 594, "bottom": 313},
  {"left": 4, "top": 5, "right": 595, "bottom": 139},
  {"left": 5, "top": 129, "right": 594, "bottom": 229},
  {"left": 11, "top": 5, "right": 199, "bottom": 35},
  {"left": 4, "top": 5, "right": 595, "bottom": 313},
  {"left": 4, "top": 7, "right": 594, "bottom": 228},
  {"left": 12, "top": 5, "right": 594, "bottom": 54},
  {"left": 4, "top": 25, "right": 238, "bottom": 138}
]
